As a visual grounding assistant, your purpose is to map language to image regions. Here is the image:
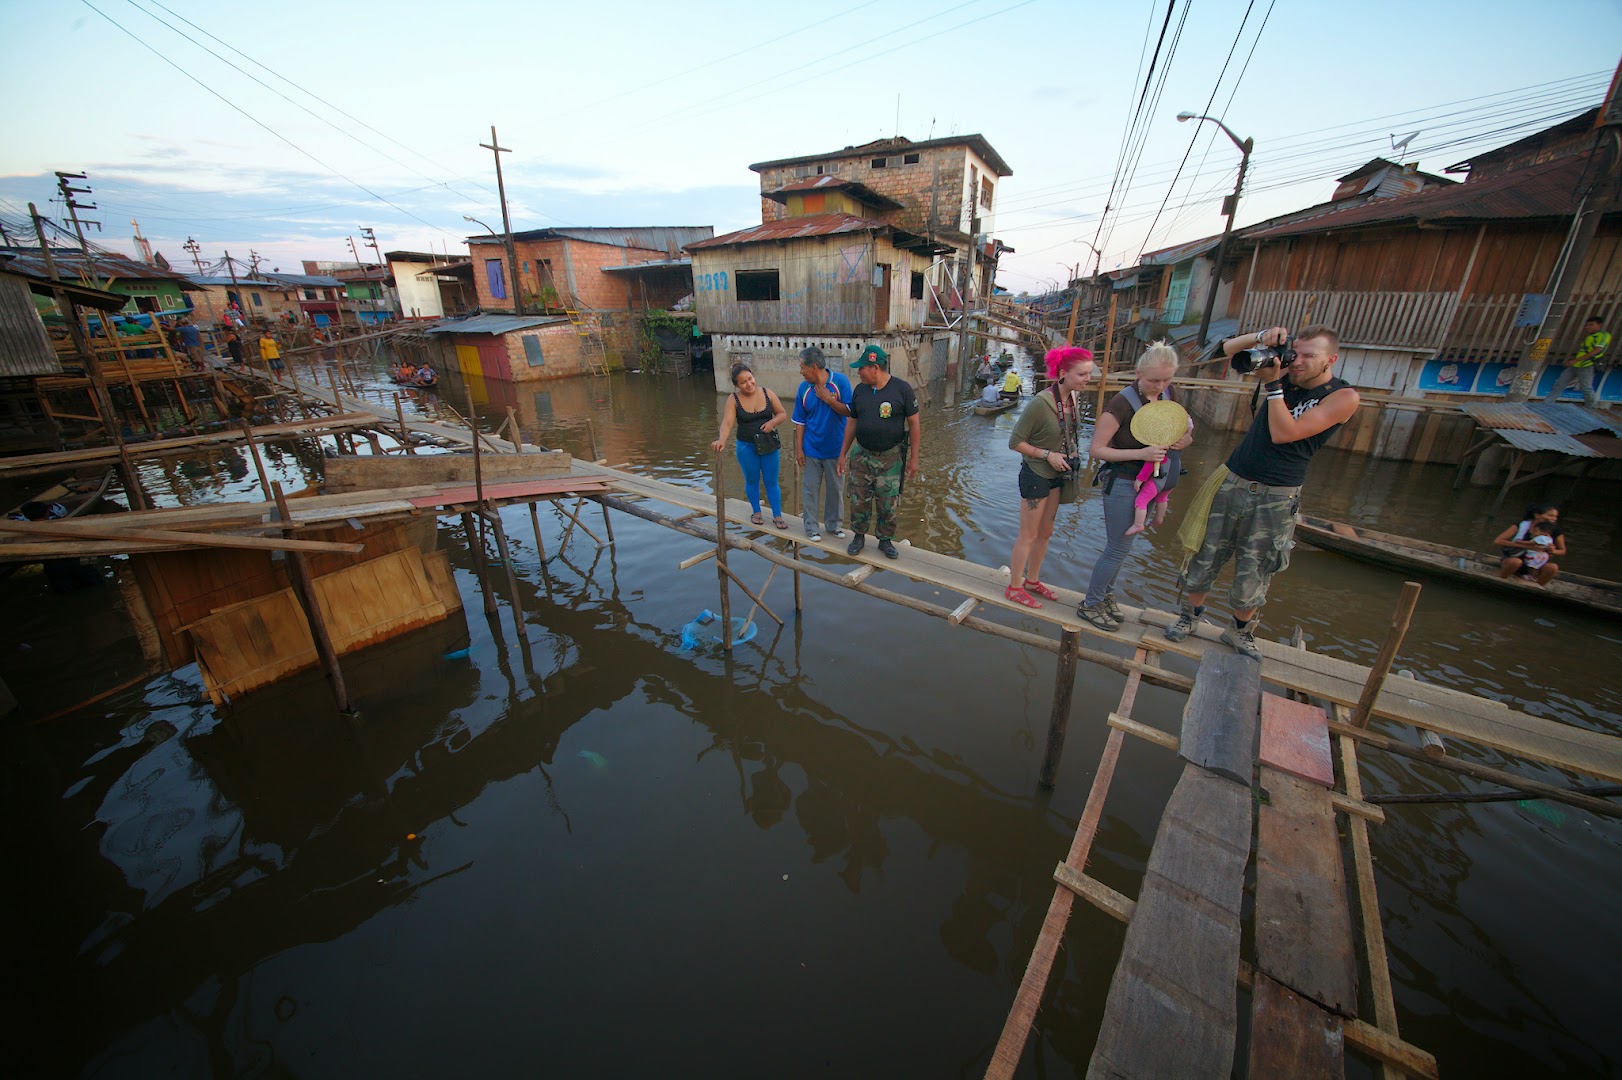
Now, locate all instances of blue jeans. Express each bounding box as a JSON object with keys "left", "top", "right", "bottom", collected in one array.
[
  {"left": 735, "top": 441, "right": 782, "bottom": 516},
  {"left": 801, "top": 456, "right": 842, "bottom": 533},
  {"left": 1084, "top": 478, "right": 1144, "bottom": 605}
]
